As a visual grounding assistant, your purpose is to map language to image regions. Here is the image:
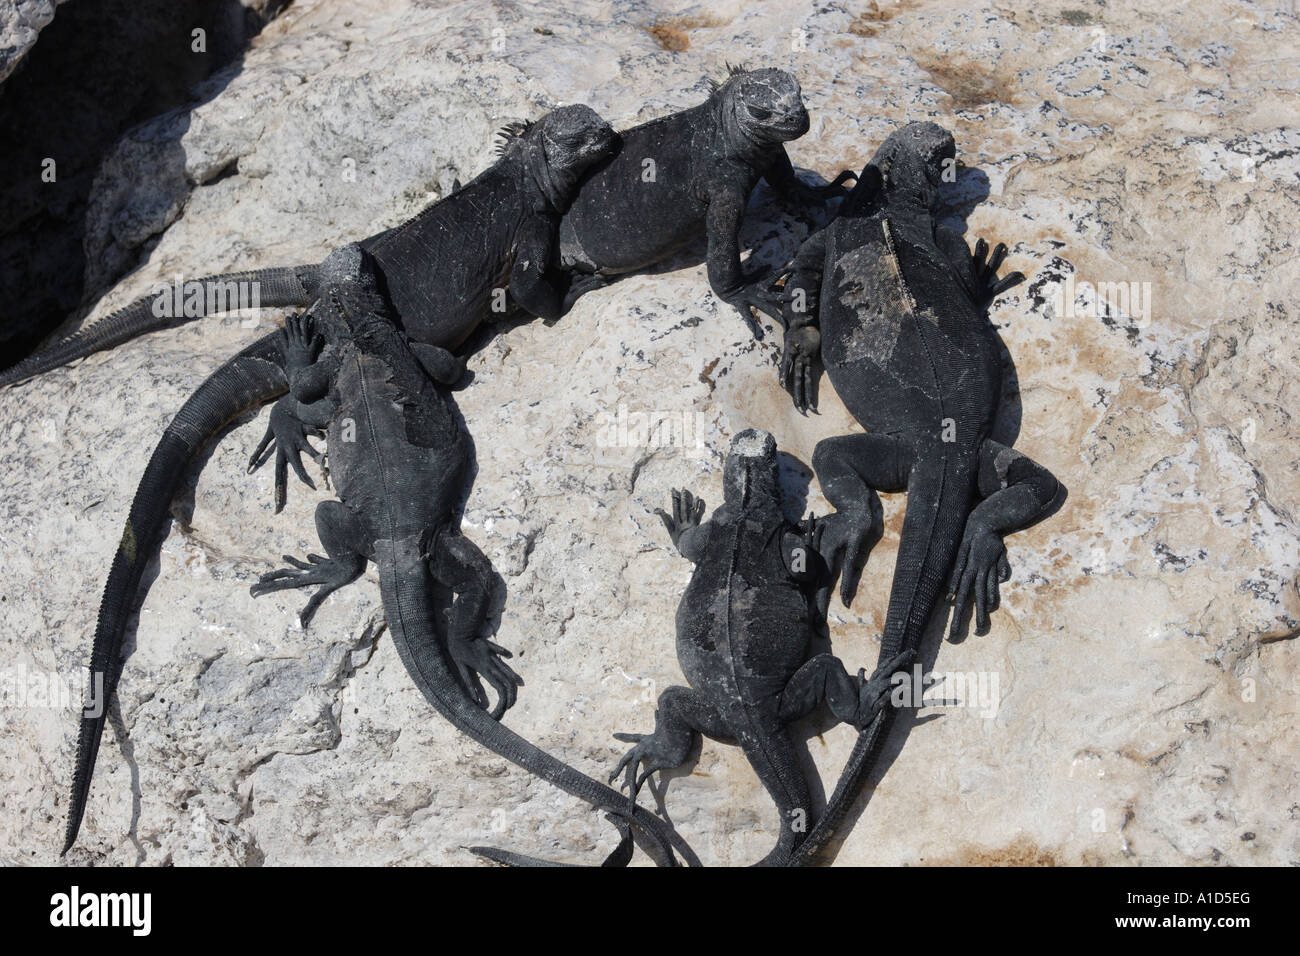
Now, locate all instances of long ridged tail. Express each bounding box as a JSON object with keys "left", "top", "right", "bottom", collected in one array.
[
  {"left": 2, "top": 266, "right": 316, "bottom": 389},
  {"left": 62, "top": 333, "right": 288, "bottom": 854},
  {"left": 375, "top": 536, "right": 699, "bottom": 867},
  {"left": 788, "top": 457, "right": 974, "bottom": 866}
]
